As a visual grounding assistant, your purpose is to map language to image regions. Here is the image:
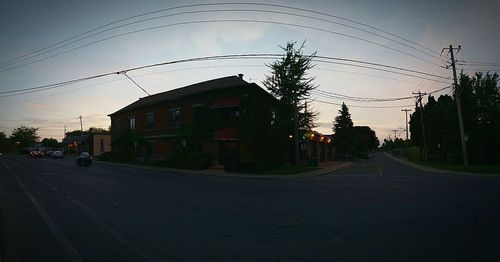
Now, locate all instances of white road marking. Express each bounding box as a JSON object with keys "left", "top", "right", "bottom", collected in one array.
[
  {"left": 10, "top": 162, "right": 22, "bottom": 169},
  {"left": 34, "top": 164, "right": 161, "bottom": 261},
  {"left": 0, "top": 158, "right": 84, "bottom": 262}
]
